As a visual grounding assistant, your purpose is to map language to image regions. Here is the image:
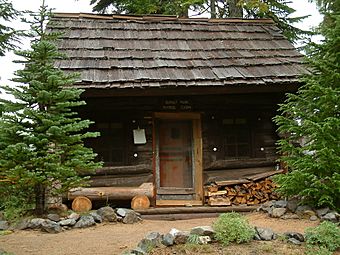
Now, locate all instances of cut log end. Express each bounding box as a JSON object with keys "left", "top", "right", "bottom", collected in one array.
[
  {"left": 72, "top": 196, "right": 92, "bottom": 212},
  {"left": 131, "top": 195, "right": 150, "bottom": 210}
]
